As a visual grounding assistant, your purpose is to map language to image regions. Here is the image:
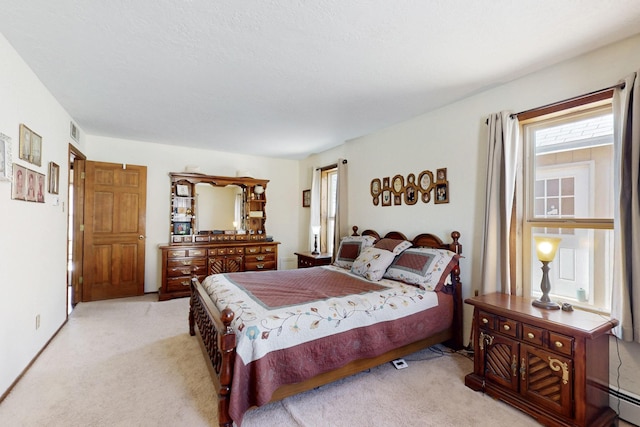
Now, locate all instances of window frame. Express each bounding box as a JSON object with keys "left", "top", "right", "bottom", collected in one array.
[{"left": 520, "top": 97, "right": 614, "bottom": 314}]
